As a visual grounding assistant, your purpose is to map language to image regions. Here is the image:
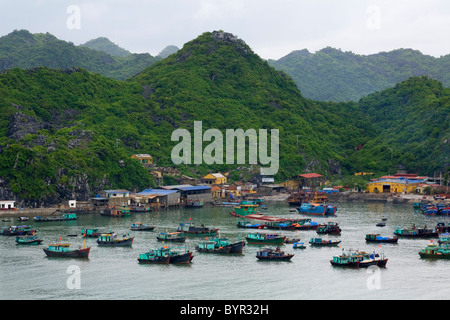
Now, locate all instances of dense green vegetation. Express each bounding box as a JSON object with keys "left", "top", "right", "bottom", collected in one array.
[
  {"left": 0, "top": 29, "right": 160, "bottom": 80},
  {"left": 269, "top": 47, "right": 450, "bottom": 101},
  {"left": 0, "top": 30, "right": 448, "bottom": 204},
  {"left": 81, "top": 37, "right": 132, "bottom": 57}
]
